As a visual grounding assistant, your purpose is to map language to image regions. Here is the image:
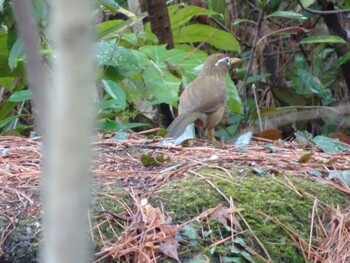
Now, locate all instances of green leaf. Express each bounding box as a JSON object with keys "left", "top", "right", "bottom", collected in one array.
[
  {"left": 301, "top": 35, "right": 346, "bottom": 44},
  {"left": 0, "top": 114, "right": 30, "bottom": 128},
  {"left": 295, "top": 68, "right": 334, "bottom": 104},
  {"left": 170, "top": 5, "right": 217, "bottom": 30},
  {"left": 222, "top": 257, "right": 243, "bottom": 263},
  {"left": 252, "top": 166, "right": 268, "bottom": 177},
  {"left": 172, "top": 24, "right": 241, "bottom": 52},
  {"left": 98, "top": 0, "right": 119, "bottom": 13},
  {"left": 142, "top": 64, "right": 181, "bottom": 100},
  {"left": 336, "top": 51, "right": 350, "bottom": 67},
  {"left": 294, "top": 130, "right": 314, "bottom": 143},
  {"left": 0, "top": 33, "right": 15, "bottom": 77},
  {"left": 8, "top": 38, "right": 23, "bottom": 71},
  {"left": 96, "top": 20, "right": 127, "bottom": 39},
  {"left": 128, "top": 45, "right": 206, "bottom": 102},
  {"left": 234, "top": 132, "right": 253, "bottom": 151},
  {"left": 209, "top": 245, "right": 216, "bottom": 254},
  {"left": 308, "top": 170, "right": 323, "bottom": 178},
  {"left": 95, "top": 99, "right": 124, "bottom": 110},
  {"left": 101, "top": 79, "right": 126, "bottom": 109},
  {"left": 241, "top": 251, "right": 255, "bottom": 263},
  {"left": 96, "top": 119, "right": 147, "bottom": 131},
  {"left": 300, "top": 0, "right": 316, "bottom": 8},
  {"left": 312, "top": 136, "right": 350, "bottom": 153},
  {"left": 226, "top": 75, "right": 242, "bottom": 113},
  {"left": 8, "top": 89, "right": 32, "bottom": 102},
  {"left": 96, "top": 40, "right": 140, "bottom": 77},
  {"left": 139, "top": 44, "right": 207, "bottom": 86},
  {"left": 230, "top": 245, "right": 241, "bottom": 254},
  {"left": 182, "top": 223, "right": 199, "bottom": 240},
  {"left": 246, "top": 73, "right": 271, "bottom": 85},
  {"left": 267, "top": 11, "right": 307, "bottom": 19},
  {"left": 232, "top": 19, "right": 257, "bottom": 26},
  {"left": 113, "top": 131, "right": 128, "bottom": 140},
  {"left": 328, "top": 170, "right": 350, "bottom": 186},
  {"left": 0, "top": 77, "right": 15, "bottom": 90},
  {"left": 233, "top": 237, "right": 247, "bottom": 246},
  {"left": 298, "top": 152, "right": 314, "bottom": 163}
]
